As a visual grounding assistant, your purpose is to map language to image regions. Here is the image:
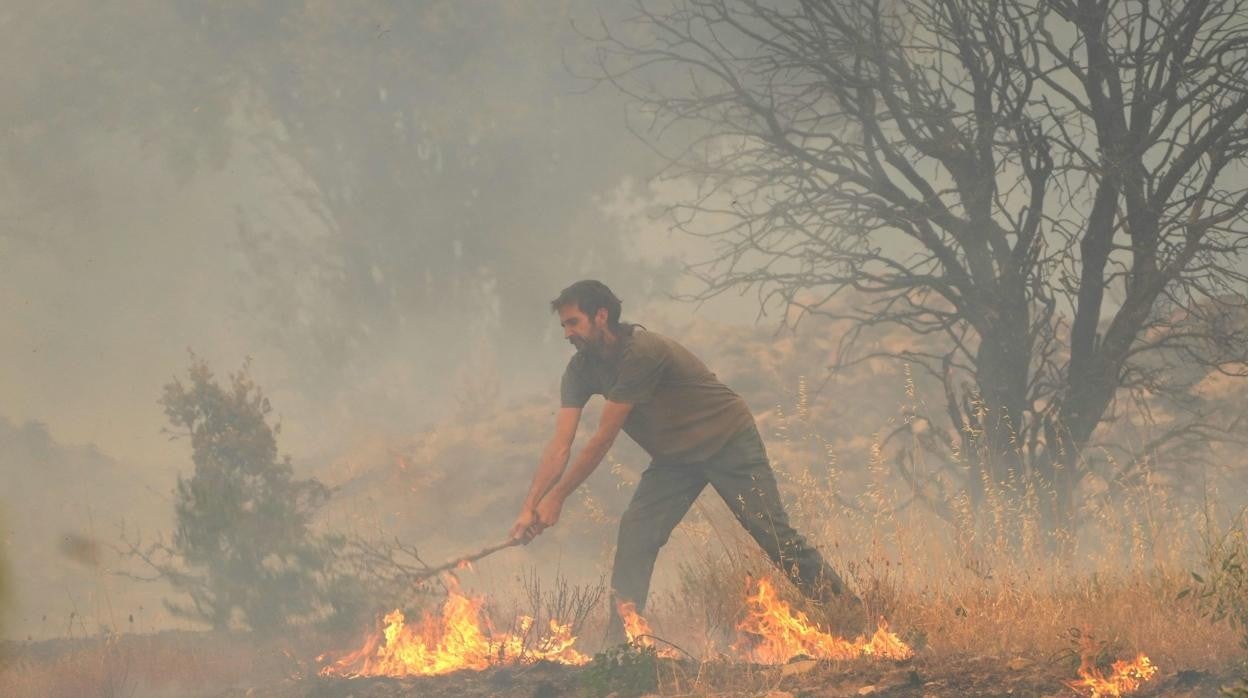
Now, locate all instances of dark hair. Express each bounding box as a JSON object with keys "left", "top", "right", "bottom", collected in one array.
[{"left": 550, "top": 280, "right": 623, "bottom": 329}]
